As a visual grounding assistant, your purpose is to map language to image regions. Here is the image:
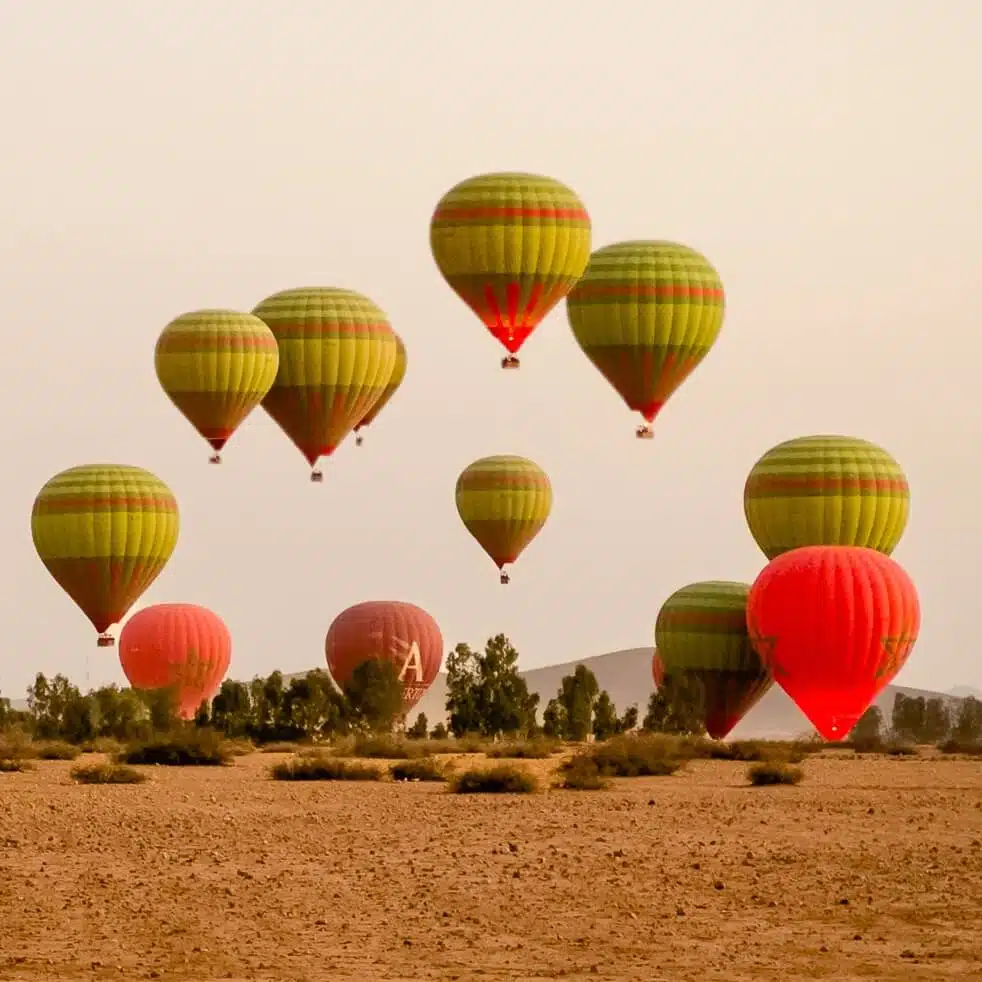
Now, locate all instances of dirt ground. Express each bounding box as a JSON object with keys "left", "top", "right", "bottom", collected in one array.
[{"left": 1, "top": 751, "right": 981, "bottom": 982}]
